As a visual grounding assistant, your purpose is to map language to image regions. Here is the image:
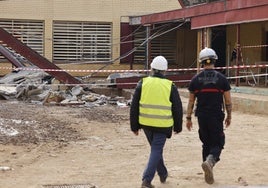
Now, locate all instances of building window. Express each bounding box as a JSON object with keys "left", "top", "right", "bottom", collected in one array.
[
  {"left": 133, "top": 25, "right": 177, "bottom": 65},
  {"left": 53, "top": 21, "right": 112, "bottom": 63},
  {"left": 0, "top": 19, "right": 44, "bottom": 60}
]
